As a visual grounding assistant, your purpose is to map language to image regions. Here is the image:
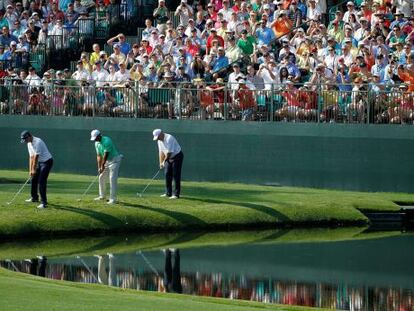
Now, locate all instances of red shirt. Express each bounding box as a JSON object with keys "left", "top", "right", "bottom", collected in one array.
[{"left": 206, "top": 34, "right": 224, "bottom": 53}]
